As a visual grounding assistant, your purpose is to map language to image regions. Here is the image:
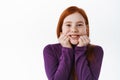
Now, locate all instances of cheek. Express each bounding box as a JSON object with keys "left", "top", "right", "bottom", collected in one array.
[
  {"left": 79, "top": 28, "right": 86, "bottom": 34},
  {"left": 62, "top": 27, "right": 70, "bottom": 33},
  {"left": 83, "top": 29, "right": 87, "bottom": 33}
]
